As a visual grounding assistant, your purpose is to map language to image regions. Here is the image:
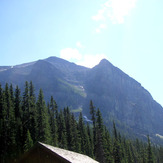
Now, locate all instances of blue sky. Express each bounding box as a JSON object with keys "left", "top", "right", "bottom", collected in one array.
[{"left": 0, "top": 0, "right": 163, "bottom": 106}]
